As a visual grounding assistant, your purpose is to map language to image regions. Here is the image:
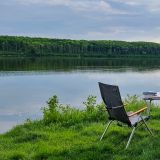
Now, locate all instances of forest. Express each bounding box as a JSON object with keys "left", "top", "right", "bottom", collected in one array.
[{"left": 0, "top": 36, "right": 160, "bottom": 57}]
